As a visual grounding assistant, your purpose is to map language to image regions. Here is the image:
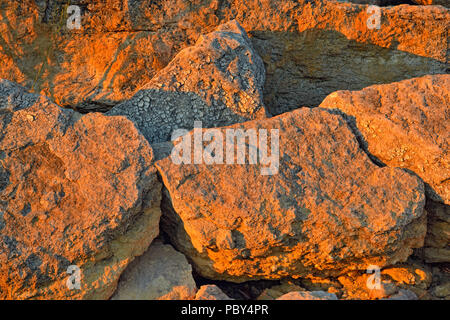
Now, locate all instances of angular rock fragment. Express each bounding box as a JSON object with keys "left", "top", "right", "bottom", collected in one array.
[
  {"left": 1, "top": 1, "right": 447, "bottom": 114},
  {"left": 156, "top": 107, "right": 426, "bottom": 282},
  {"left": 320, "top": 74, "right": 450, "bottom": 205},
  {"left": 0, "top": 80, "right": 161, "bottom": 299},
  {"left": 111, "top": 241, "right": 197, "bottom": 300},
  {"left": 276, "top": 291, "right": 338, "bottom": 300},
  {"left": 107, "top": 20, "right": 267, "bottom": 144},
  {"left": 195, "top": 285, "right": 233, "bottom": 300}
]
